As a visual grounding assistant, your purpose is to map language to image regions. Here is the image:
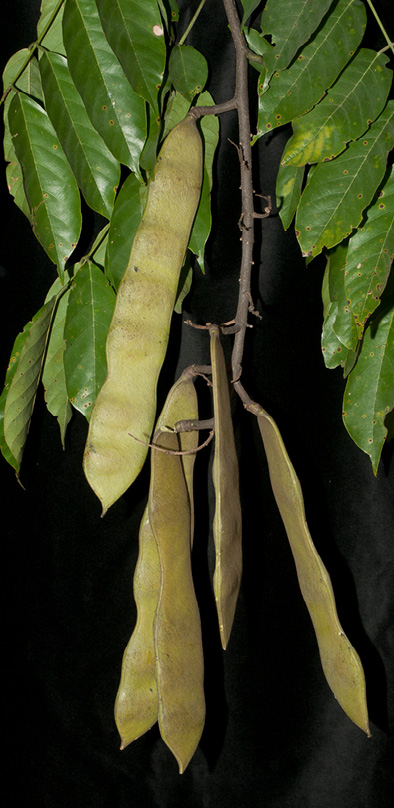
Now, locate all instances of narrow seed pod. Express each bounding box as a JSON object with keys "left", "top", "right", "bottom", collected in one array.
[
  {"left": 114, "top": 371, "right": 199, "bottom": 750},
  {"left": 83, "top": 115, "right": 203, "bottom": 514},
  {"left": 114, "top": 506, "right": 160, "bottom": 748},
  {"left": 150, "top": 429, "right": 205, "bottom": 774},
  {"left": 257, "top": 407, "right": 370, "bottom": 736},
  {"left": 210, "top": 326, "right": 242, "bottom": 649}
]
